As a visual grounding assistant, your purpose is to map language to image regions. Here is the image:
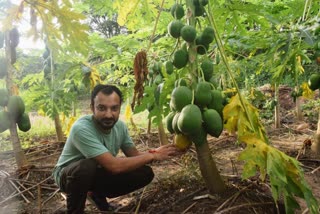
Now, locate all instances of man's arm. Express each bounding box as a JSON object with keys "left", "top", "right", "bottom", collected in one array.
[{"left": 94, "top": 144, "right": 179, "bottom": 174}]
